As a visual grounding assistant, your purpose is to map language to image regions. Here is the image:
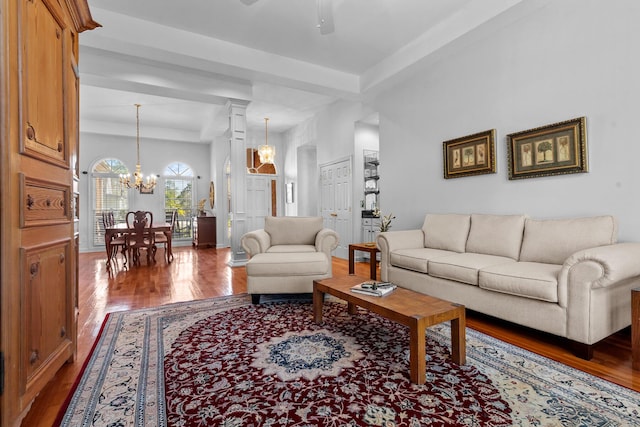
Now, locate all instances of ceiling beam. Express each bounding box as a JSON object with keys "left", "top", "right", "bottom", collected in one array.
[{"left": 83, "top": 8, "right": 361, "bottom": 98}]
